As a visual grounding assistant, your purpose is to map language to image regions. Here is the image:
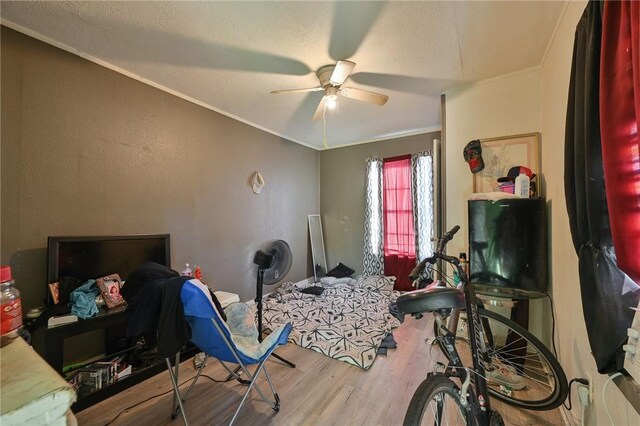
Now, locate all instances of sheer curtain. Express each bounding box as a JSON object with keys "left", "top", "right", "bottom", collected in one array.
[
  {"left": 363, "top": 158, "right": 384, "bottom": 275},
  {"left": 412, "top": 152, "right": 434, "bottom": 261},
  {"left": 383, "top": 156, "right": 416, "bottom": 290}
]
